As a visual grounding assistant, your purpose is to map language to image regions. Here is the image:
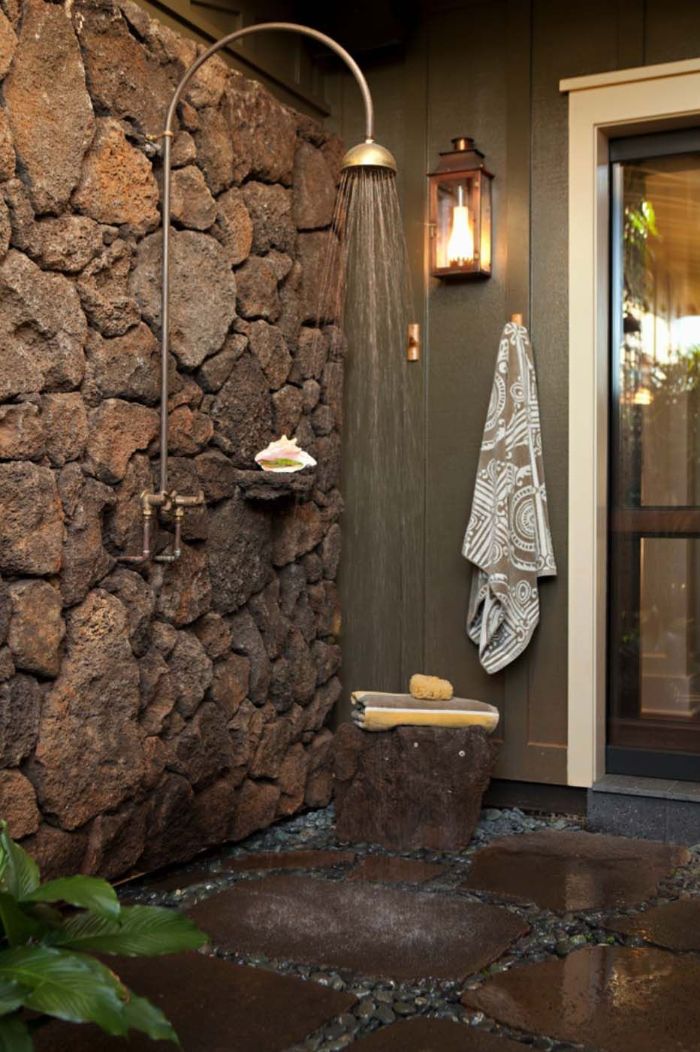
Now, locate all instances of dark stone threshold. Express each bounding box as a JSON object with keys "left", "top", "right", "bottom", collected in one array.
[
  {"left": 235, "top": 467, "right": 316, "bottom": 502},
  {"left": 588, "top": 780, "right": 700, "bottom": 843}
]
